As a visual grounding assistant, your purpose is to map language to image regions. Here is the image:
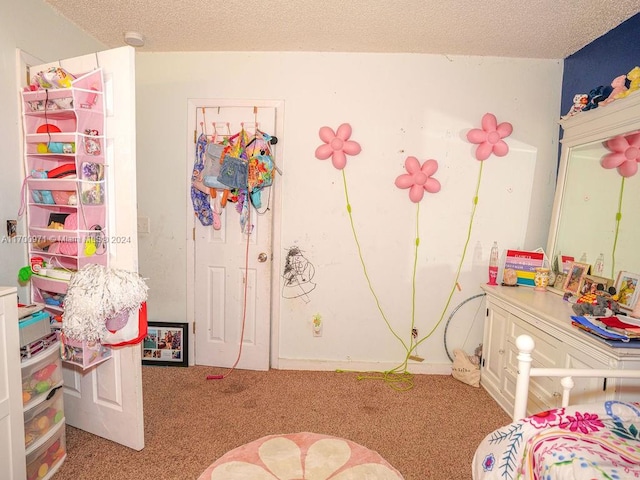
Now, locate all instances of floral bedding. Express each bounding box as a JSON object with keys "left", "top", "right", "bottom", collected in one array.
[{"left": 472, "top": 401, "right": 640, "bottom": 479}]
